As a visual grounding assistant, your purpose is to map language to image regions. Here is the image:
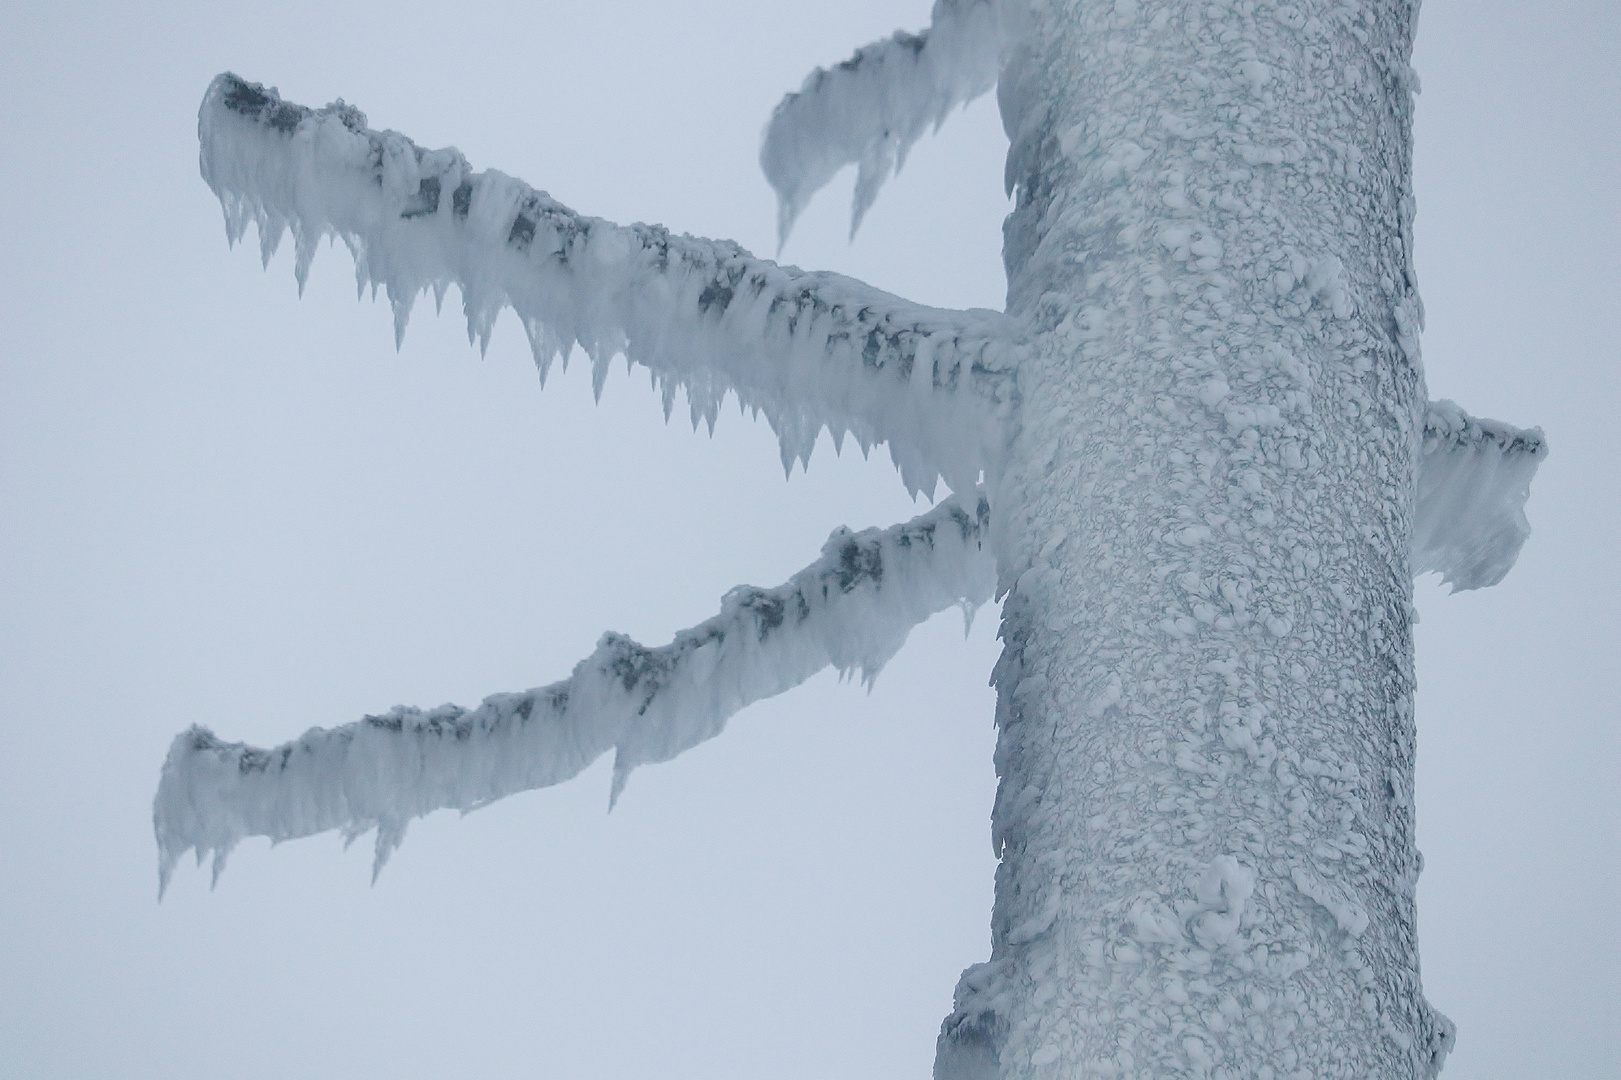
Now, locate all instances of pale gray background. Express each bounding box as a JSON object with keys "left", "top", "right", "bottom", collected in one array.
[{"left": 1, "top": 1, "right": 1614, "bottom": 1077}]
